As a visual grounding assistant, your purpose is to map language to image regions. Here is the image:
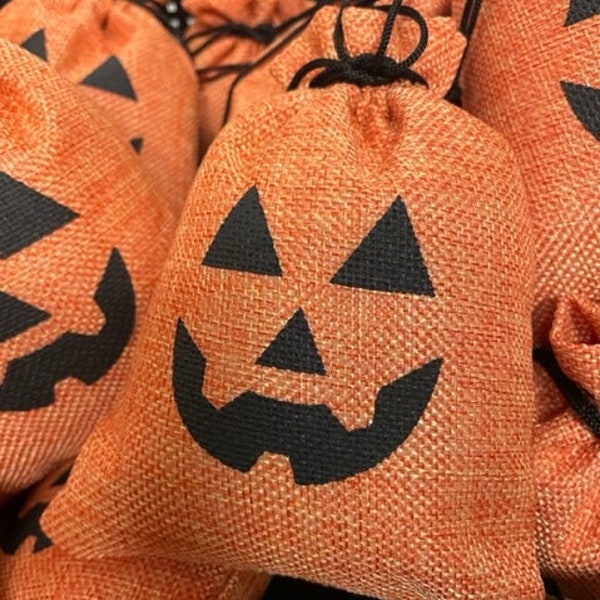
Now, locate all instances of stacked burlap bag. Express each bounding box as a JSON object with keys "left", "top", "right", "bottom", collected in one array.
[
  {"left": 41, "top": 2, "right": 544, "bottom": 598},
  {"left": 0, "top": 0, "right": 200, "bottom": 214},
  {"left": 452, "top": 1, "right": 600, "bottom": 596},
  {"left": 0, "top": 39, "right": 175, "bottom": 500}
]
